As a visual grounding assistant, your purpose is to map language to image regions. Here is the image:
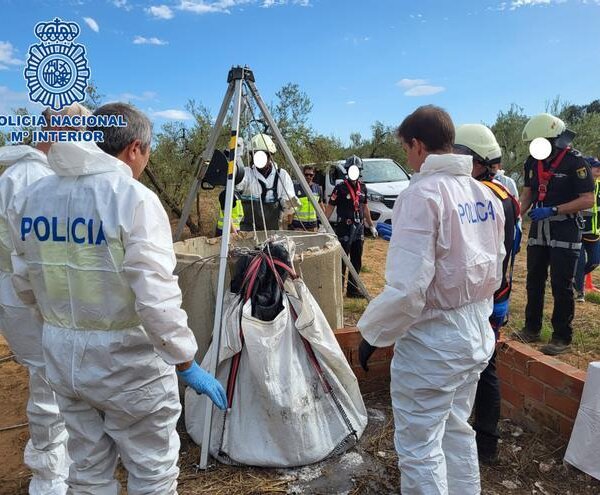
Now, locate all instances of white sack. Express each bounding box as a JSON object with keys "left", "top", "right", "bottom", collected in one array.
[
  {"left": 185, "top": 278, "right": 367, "bottom": 467},
  {"left": 564, "top": 361, "right": 600, "bottom": 480}
]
